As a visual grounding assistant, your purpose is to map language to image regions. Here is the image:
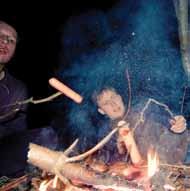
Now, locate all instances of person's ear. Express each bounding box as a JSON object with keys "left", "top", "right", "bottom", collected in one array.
[{"left": 98, "top": 108, "right": 105, "bottom": 115}]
